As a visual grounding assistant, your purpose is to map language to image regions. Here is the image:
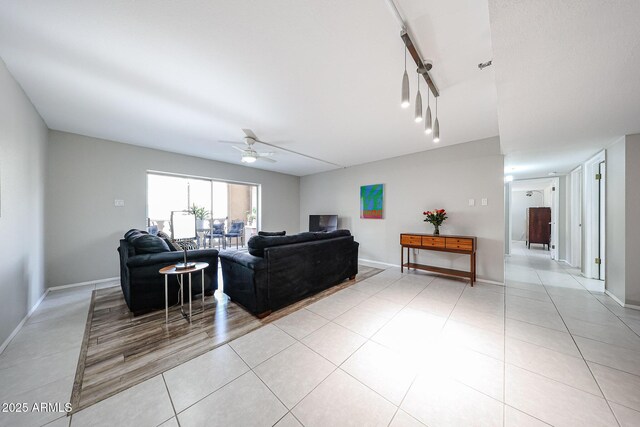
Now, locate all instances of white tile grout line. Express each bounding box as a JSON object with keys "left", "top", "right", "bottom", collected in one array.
[
  {"left": 161, "top": 374, "right": 180, "bottom": 427},
  {"left": 531, "top": 254, "right": 622, "bottom": 426},
  {"left": 525, "top": 247, "right": 620, "bottom": 426}
]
